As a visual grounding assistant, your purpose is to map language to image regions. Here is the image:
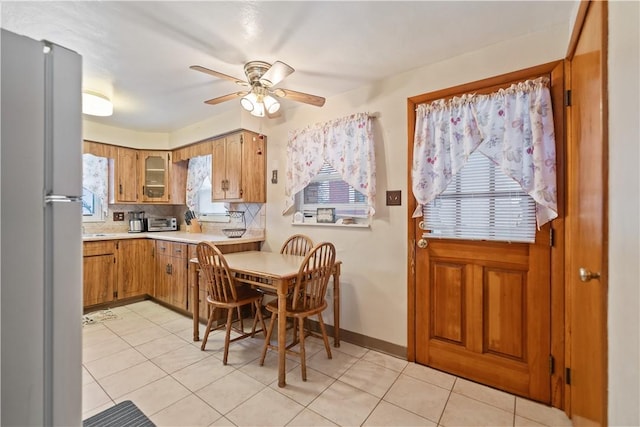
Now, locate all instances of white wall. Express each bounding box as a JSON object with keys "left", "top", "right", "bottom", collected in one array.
[
  {"left": 165, "top": 23, "right": 569, "bottom": 347},
  {"left": 83, "top": 120, "right": 169, "bottom": 149},
  {"left": 607, "top": 2, "right": 640, "bottom": 425}
]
